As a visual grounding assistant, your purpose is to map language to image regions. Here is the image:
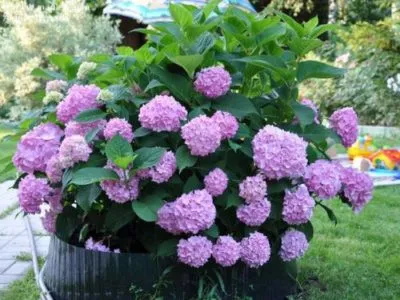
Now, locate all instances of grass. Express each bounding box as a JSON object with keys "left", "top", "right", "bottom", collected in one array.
[
  {"left": 0, "top": 269, "right": 40, "bottom": 300},
  {"left": 15, "top": 252, "right": 33, "bottom": 262},
  {"left": 0, "top": 202, "right": 19, "bottom": 220},
  {"left": 297, "top": 185, "right": 400, "bottom": 299}
]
